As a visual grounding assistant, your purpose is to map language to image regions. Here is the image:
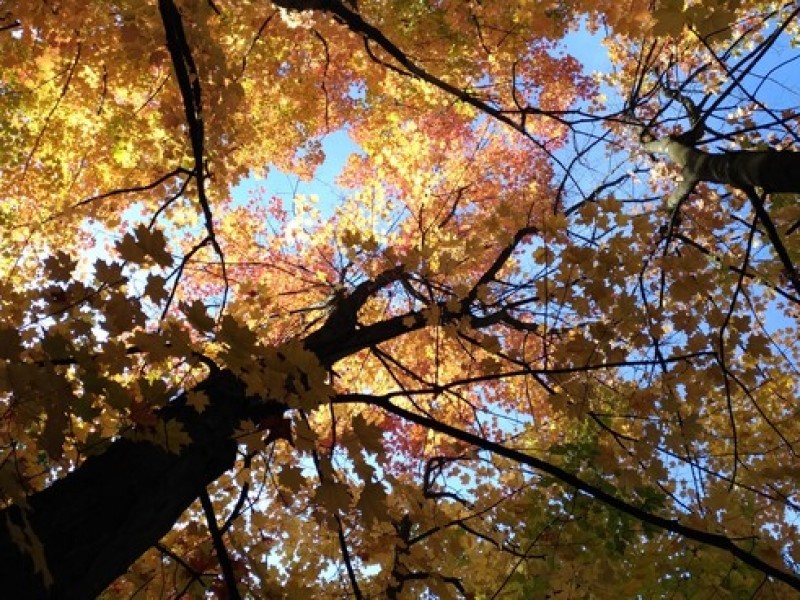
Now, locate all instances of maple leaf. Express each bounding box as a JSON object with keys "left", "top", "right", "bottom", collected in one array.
[
  {"left": 44, "top": 251, "right": 77, "bottom": 282},
  {"left": 159, "top": 421, "right": 192, "bottom": 454},
  {"left": 94, "top": 260, "right": 125, "bottom": 284},
  {"left": 652, "top": 0, "right": 686, "bottom": 36},
  {"left": 351, "top": 414, "right": 384, "bottom": 456},
  {"left": 356, "top": 480, "right": 389, "bottom": 524},
  {"left": 293, "top": 418, "right": 318, "bottom": 453},
  {"left": 219, "top": 314, "right": 257, "bottom": 348},
  {"left": 130, "top": 330, "right": 174, "bottom": 362},
  {"left": 313, "top": 481, "right": 351, "bottom": 514},
  {"left": 185, "top": 390, "right": 209, "bottom": 413},
  {"left": 3, "top": 1, "right": 800, "bottom": 598},
  {"left": 144, "top": 274, "right": 169, "bottom": 304},
  {"left": 115, "top": 233, "right": 146, "bottom": 265},
  {"left": 181, "top": 299, "right": 215, "bottom": 333},
  {"left": 277, "top": 465, "right": 307, "bottom": 492},
  {"left": 116, "top": 225, "right": 173, "bottom": 268}
]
